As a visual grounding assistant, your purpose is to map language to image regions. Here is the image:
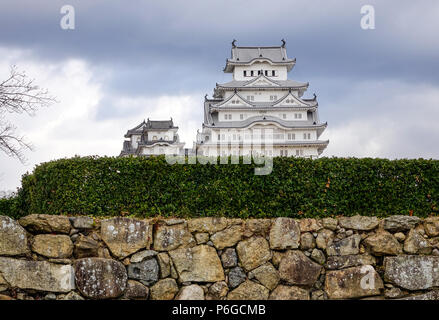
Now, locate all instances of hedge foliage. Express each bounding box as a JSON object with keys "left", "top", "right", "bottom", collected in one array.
[{"left": 5, "top": 156, "right": 439, "bottom": 219}]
